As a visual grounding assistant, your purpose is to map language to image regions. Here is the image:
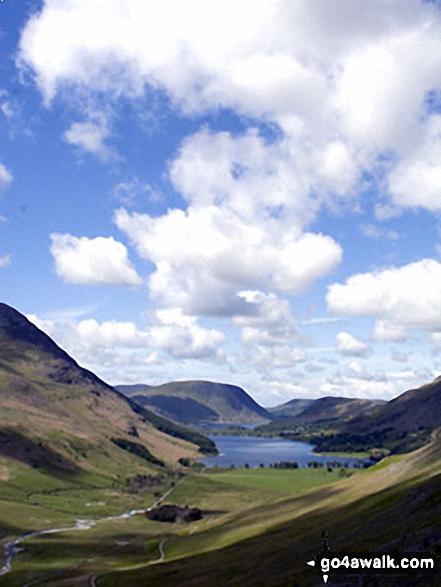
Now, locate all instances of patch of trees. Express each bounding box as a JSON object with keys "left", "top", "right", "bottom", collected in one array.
[
  {"left": 305, "top": 427, "right": 432, "bottom": 455},
  {"left": 146, "top": 504, "right": 202, "bottom": 523},
  {"left": 271, "top": 461, "right": 299, "bottom": 469},
  {"left": 111, "top": 437, "right": 164, "bottom": 467},
  {"left": 124, "top": 471, "right": 183, "bottom": 492}
]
